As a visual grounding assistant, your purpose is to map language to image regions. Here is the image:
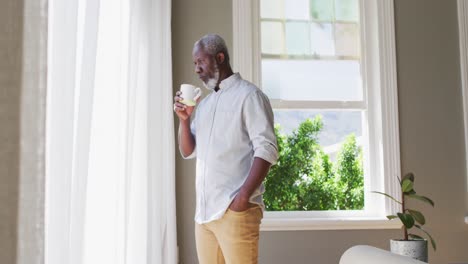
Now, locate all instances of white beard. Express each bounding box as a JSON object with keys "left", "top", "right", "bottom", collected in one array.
[{"left": 202, "top": 67, "right": 220, "bottom": 91}]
